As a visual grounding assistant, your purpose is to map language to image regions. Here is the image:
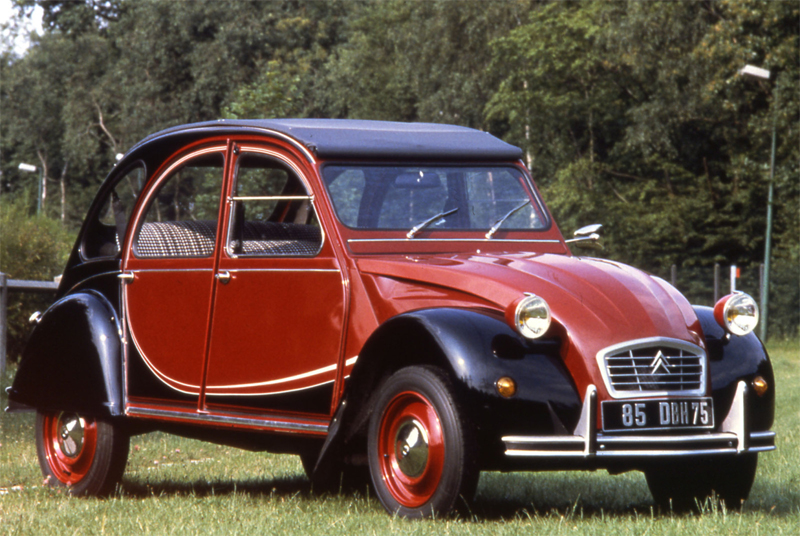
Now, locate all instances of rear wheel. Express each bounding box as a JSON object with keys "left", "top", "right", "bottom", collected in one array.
[
  {"left": 367, "top": 366, "right": 478, "bottom": 518},
  {"left": 36, "top": 411, "right": 129, "bottom": 496},
  {"left": 645, "top": 454, "right": 758, "bottom": 511}
]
